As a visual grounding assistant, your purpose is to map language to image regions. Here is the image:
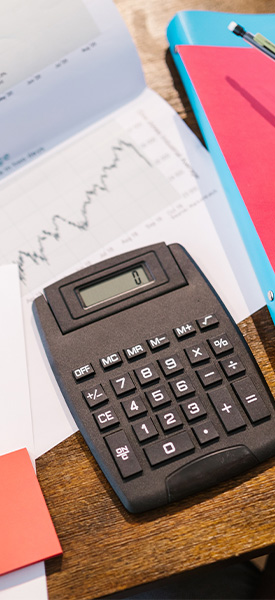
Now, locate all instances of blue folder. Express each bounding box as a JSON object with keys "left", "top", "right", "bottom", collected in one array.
[{"left": 167, "top": 11, "right": 275, "bottom": 325}]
